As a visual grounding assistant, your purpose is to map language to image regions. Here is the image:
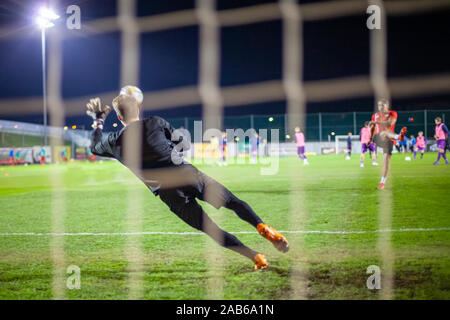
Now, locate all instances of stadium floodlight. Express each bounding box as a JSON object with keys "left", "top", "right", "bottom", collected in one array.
[
  {"left": 36, "top": 17, "right": 54, "bottom": 29},
  {"left": 36, "top": 7, "right": 59, "bottom": 30},
  {"left": 36, "top": 7, "right": 59, "bottom": 146},
  {"left": 39, "top": 7, "right": 60, "bottom": 21}
]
